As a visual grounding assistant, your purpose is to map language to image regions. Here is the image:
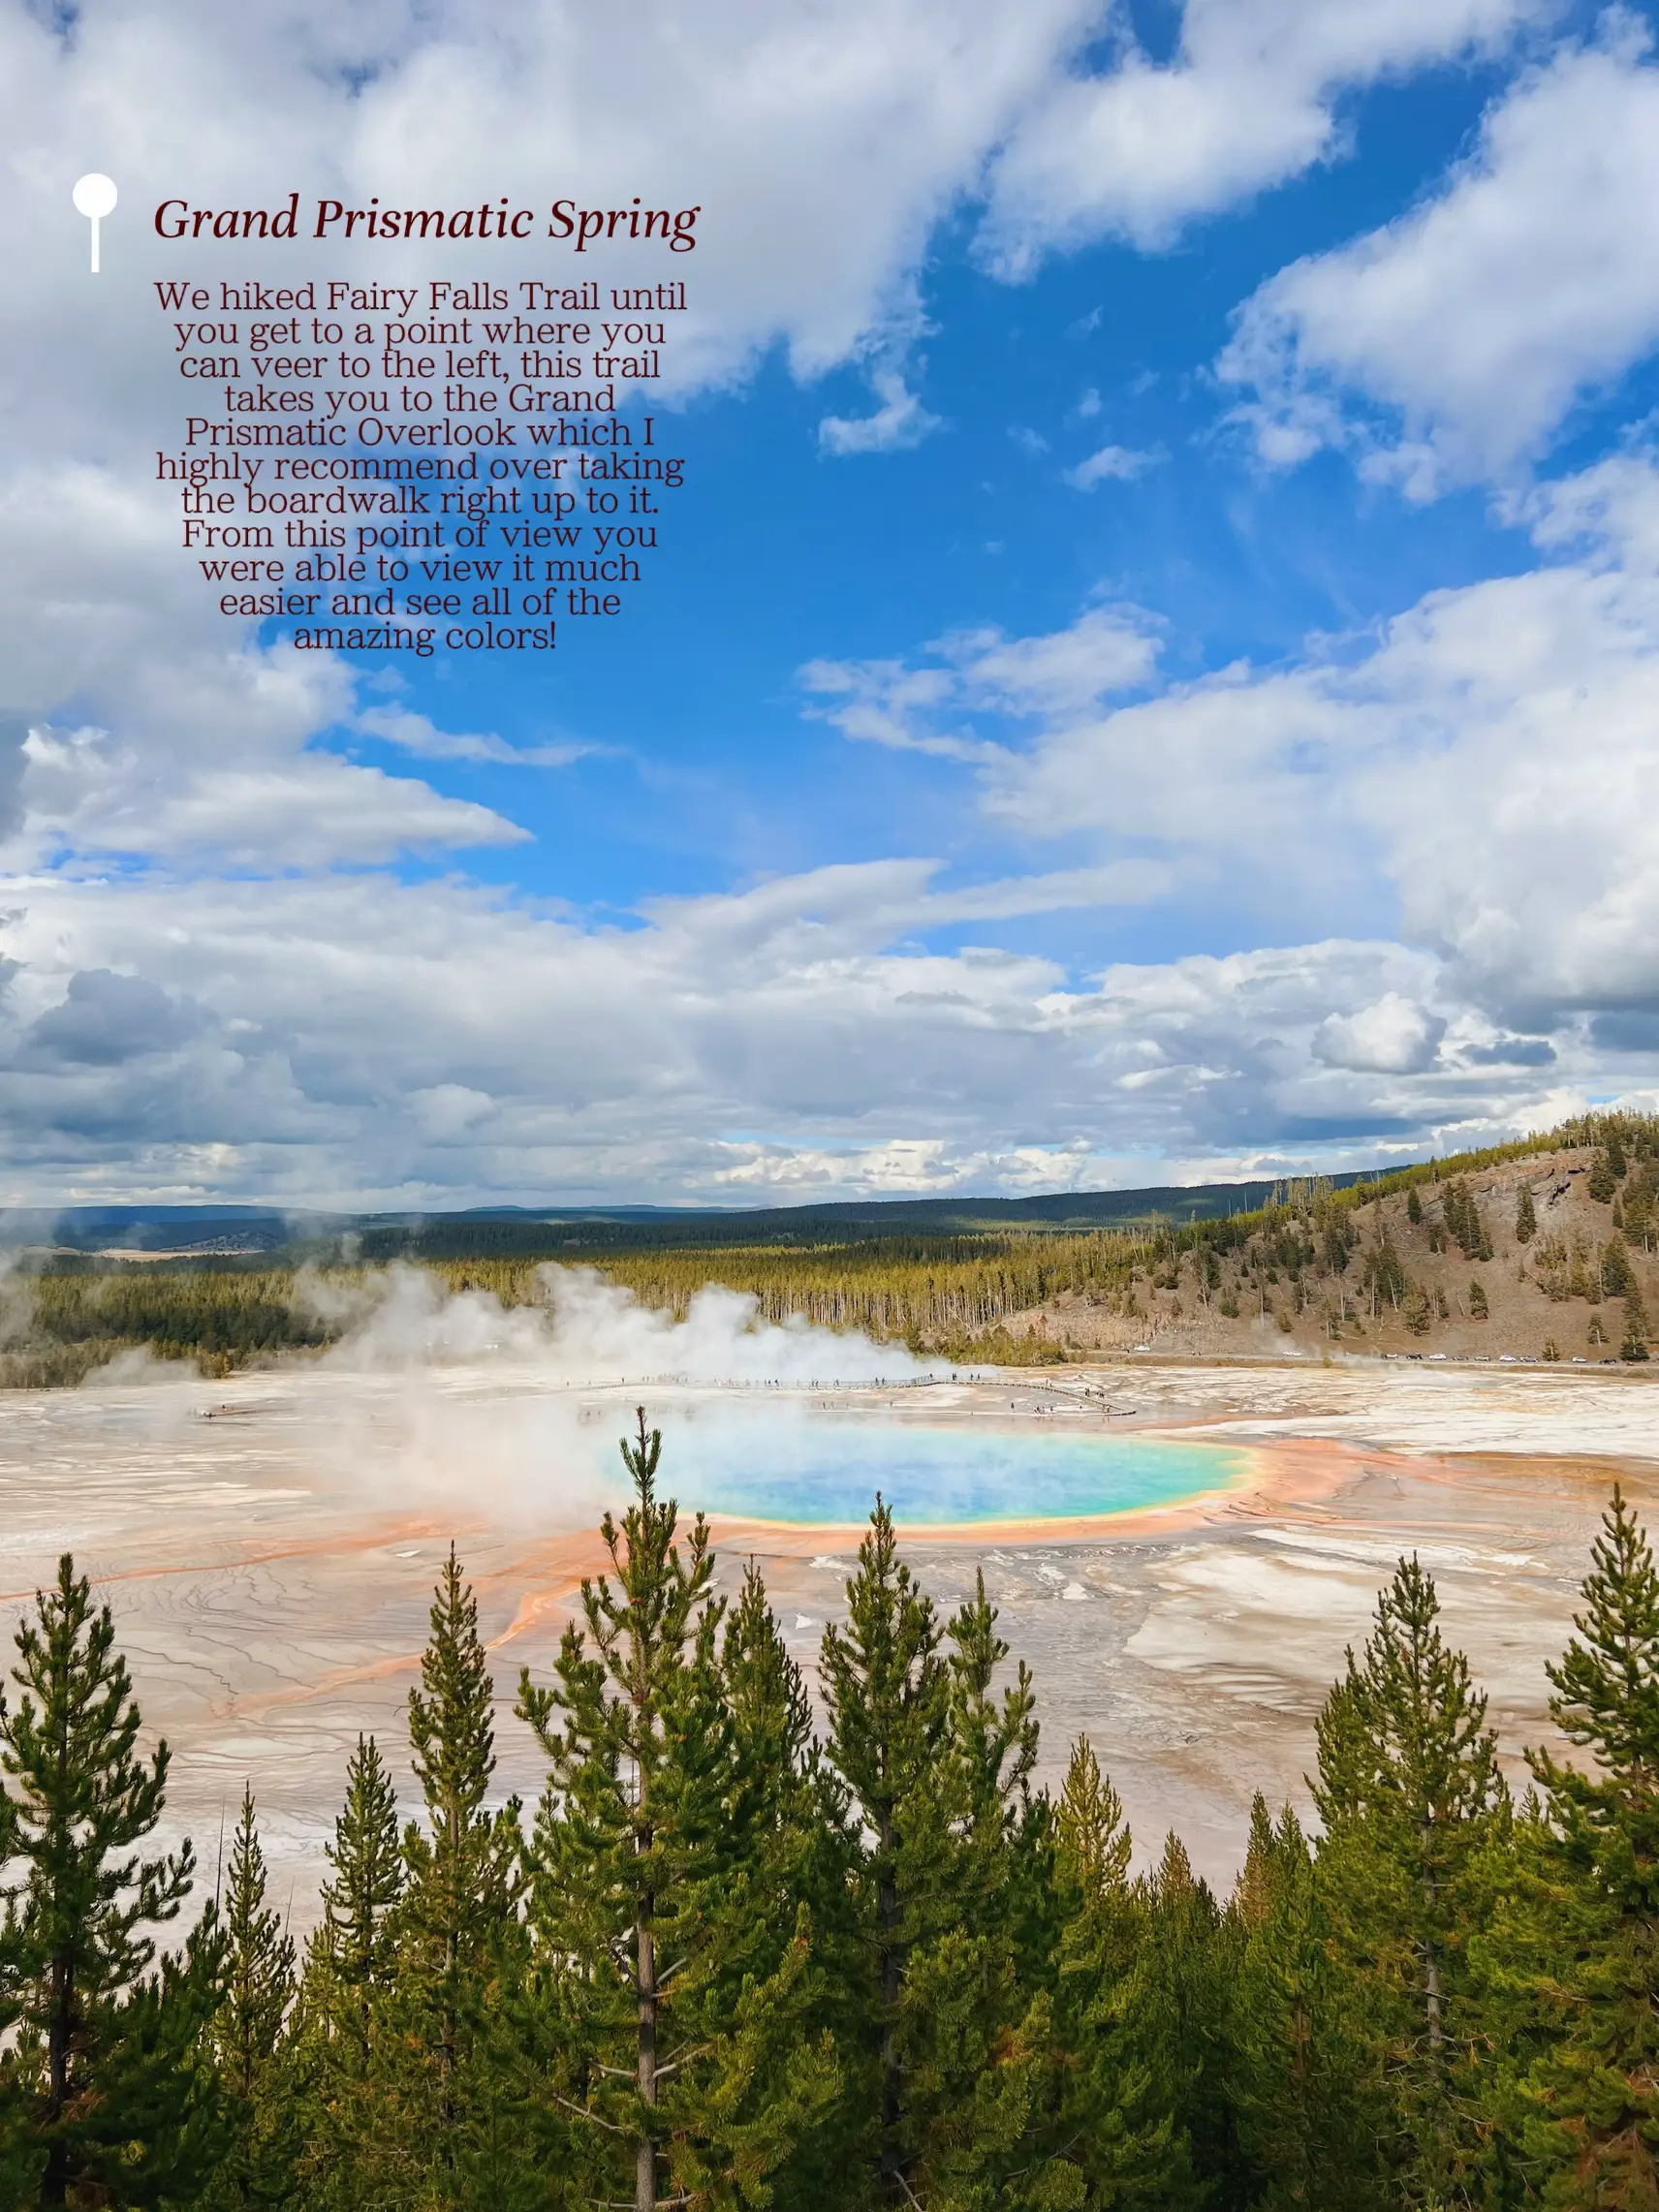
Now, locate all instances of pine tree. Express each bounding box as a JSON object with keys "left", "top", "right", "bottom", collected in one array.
[
  {"left": 1602, "top": 1234, "right": 1634, "bottom": 1299},
  {"left": 889, "top": 1572, "right": 1065, "bottom": 2208},
  {"left": 1588, "top": 1151, "right": 1616, "bottom": 1203},
  {"left": 283, "top": 1739, "right": 412, "bottom": 2211},
  {"left": 205, "top": 1788, "right": 297, "bottom": 2208},
  {"left": 716, "top": 1563, "right": 857, "bottom": 2208},
  {"left": 1049, "top": 1739, "right": 1187, "bottom": 2205},
  {"left": 820, "top": 1495, "right": 951, "bottom": 2207},
  {"left": 1516, "top": 1187, "right": 1538, "bottom": 1244},
  {"left": 393, "top": 1544, "right": 524, "bottom": 2184},
  {"left": 320, "top": 1732, "right": 403, "bottom": 2062},
  {"left": 1519, "top": 1489, "right": 1659, "bottom": 2198},
  {"left": 1141, "top": 1833, "right": 1243, "bottom": 2210},
  {"left": 1312, "top": 1557, "right": 1507, "bottom": 2205},
  {"left": 1227, "top": 1798, "right": 1385, "bottom": 2210},
  {"left": 518, "top": 1412, "right": 833, "bottom": 2212},
  {"left": 1408, "top": 1188, "right": 1424, "bottom": 1225},
  {"left": 0, "top": 1555, "right": 217, "bottom": 2209},
  {"left": 818, "top": 1511, "right": 1067, "bottom": 2204},
  {"left": 1622, "top": 1277, "right": 1649, "bottom": 1361}
]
